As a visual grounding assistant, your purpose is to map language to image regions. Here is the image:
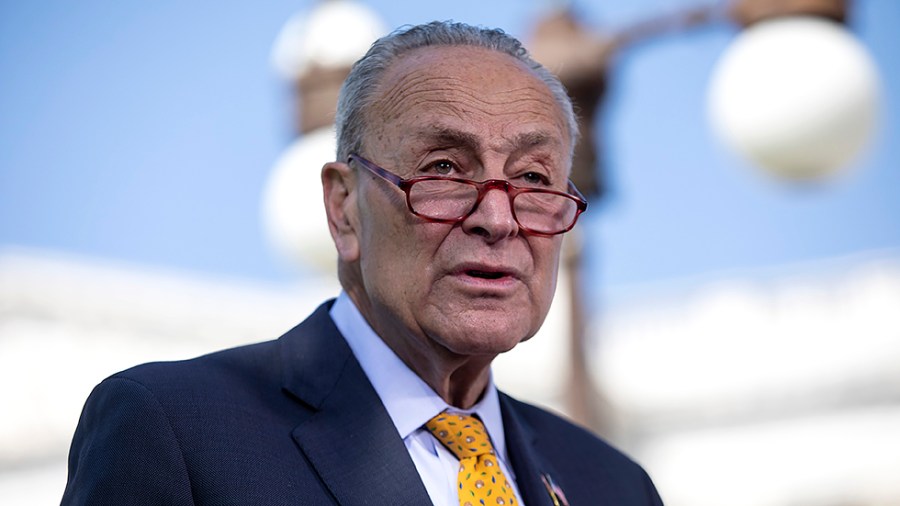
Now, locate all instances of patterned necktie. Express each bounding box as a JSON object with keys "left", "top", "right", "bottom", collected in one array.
[{"left": 426, "top": 412, "right": 517, "bottom": 506}]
